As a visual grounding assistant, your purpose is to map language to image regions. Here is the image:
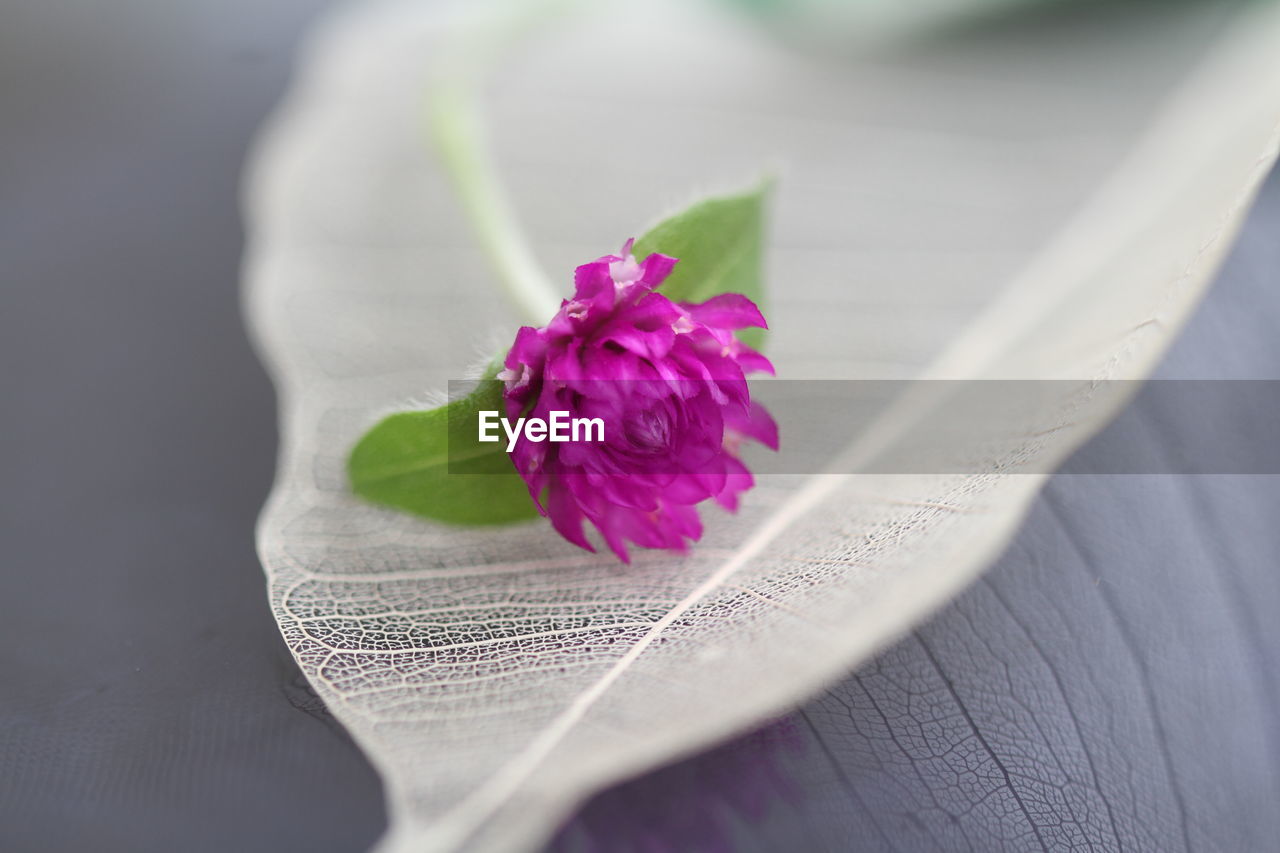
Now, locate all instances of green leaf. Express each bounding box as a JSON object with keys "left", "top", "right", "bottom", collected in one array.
[
  {"left": 633, "top": 179, "right": 771, "bottom": 350},
  {"left": 348, "top": 377, "right": 539, "bottom": 525}
]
